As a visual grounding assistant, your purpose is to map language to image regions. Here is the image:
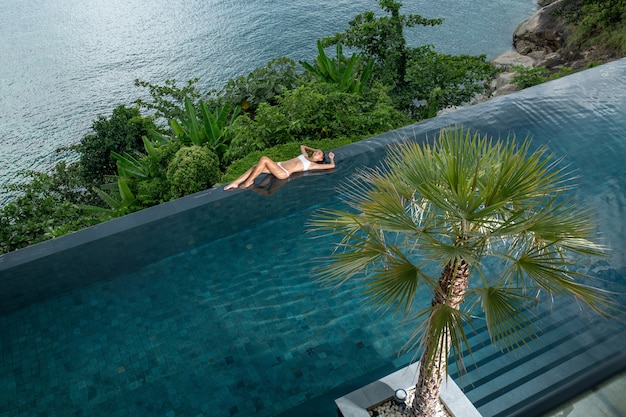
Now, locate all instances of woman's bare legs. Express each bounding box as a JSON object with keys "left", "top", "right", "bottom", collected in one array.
[
  {"left": 241, "top": 156, "right": 289, "bottom": 187},
  {"left": 224, "top": 156, "right": 289, "bottom": 190},
  {"left": 224, "top": 166, "right": 256, "bottom": 190}
]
